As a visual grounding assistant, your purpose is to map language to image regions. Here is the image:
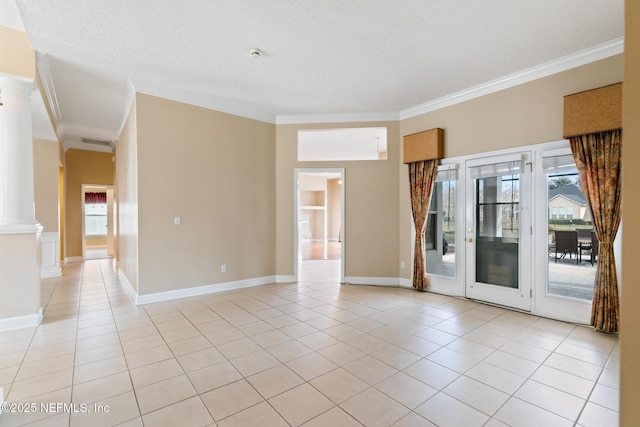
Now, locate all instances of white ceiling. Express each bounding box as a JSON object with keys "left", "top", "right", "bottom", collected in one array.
[{"left": 0, "top": 0, "right": 625, "bottom": 152}]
